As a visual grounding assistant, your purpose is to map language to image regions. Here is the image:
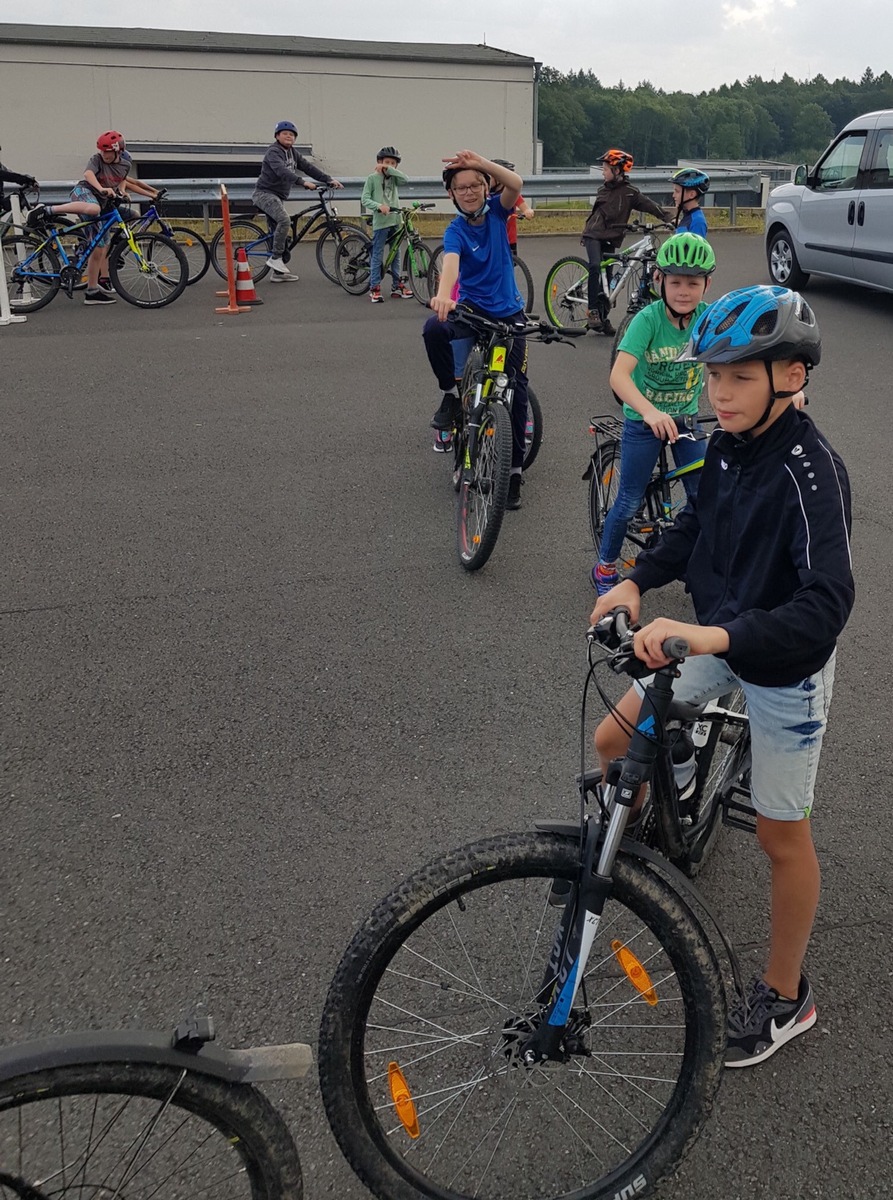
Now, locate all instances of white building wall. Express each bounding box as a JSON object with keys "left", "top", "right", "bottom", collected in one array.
[{"left": 0, "top": 38, "right": 535, "bottom": 185}]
